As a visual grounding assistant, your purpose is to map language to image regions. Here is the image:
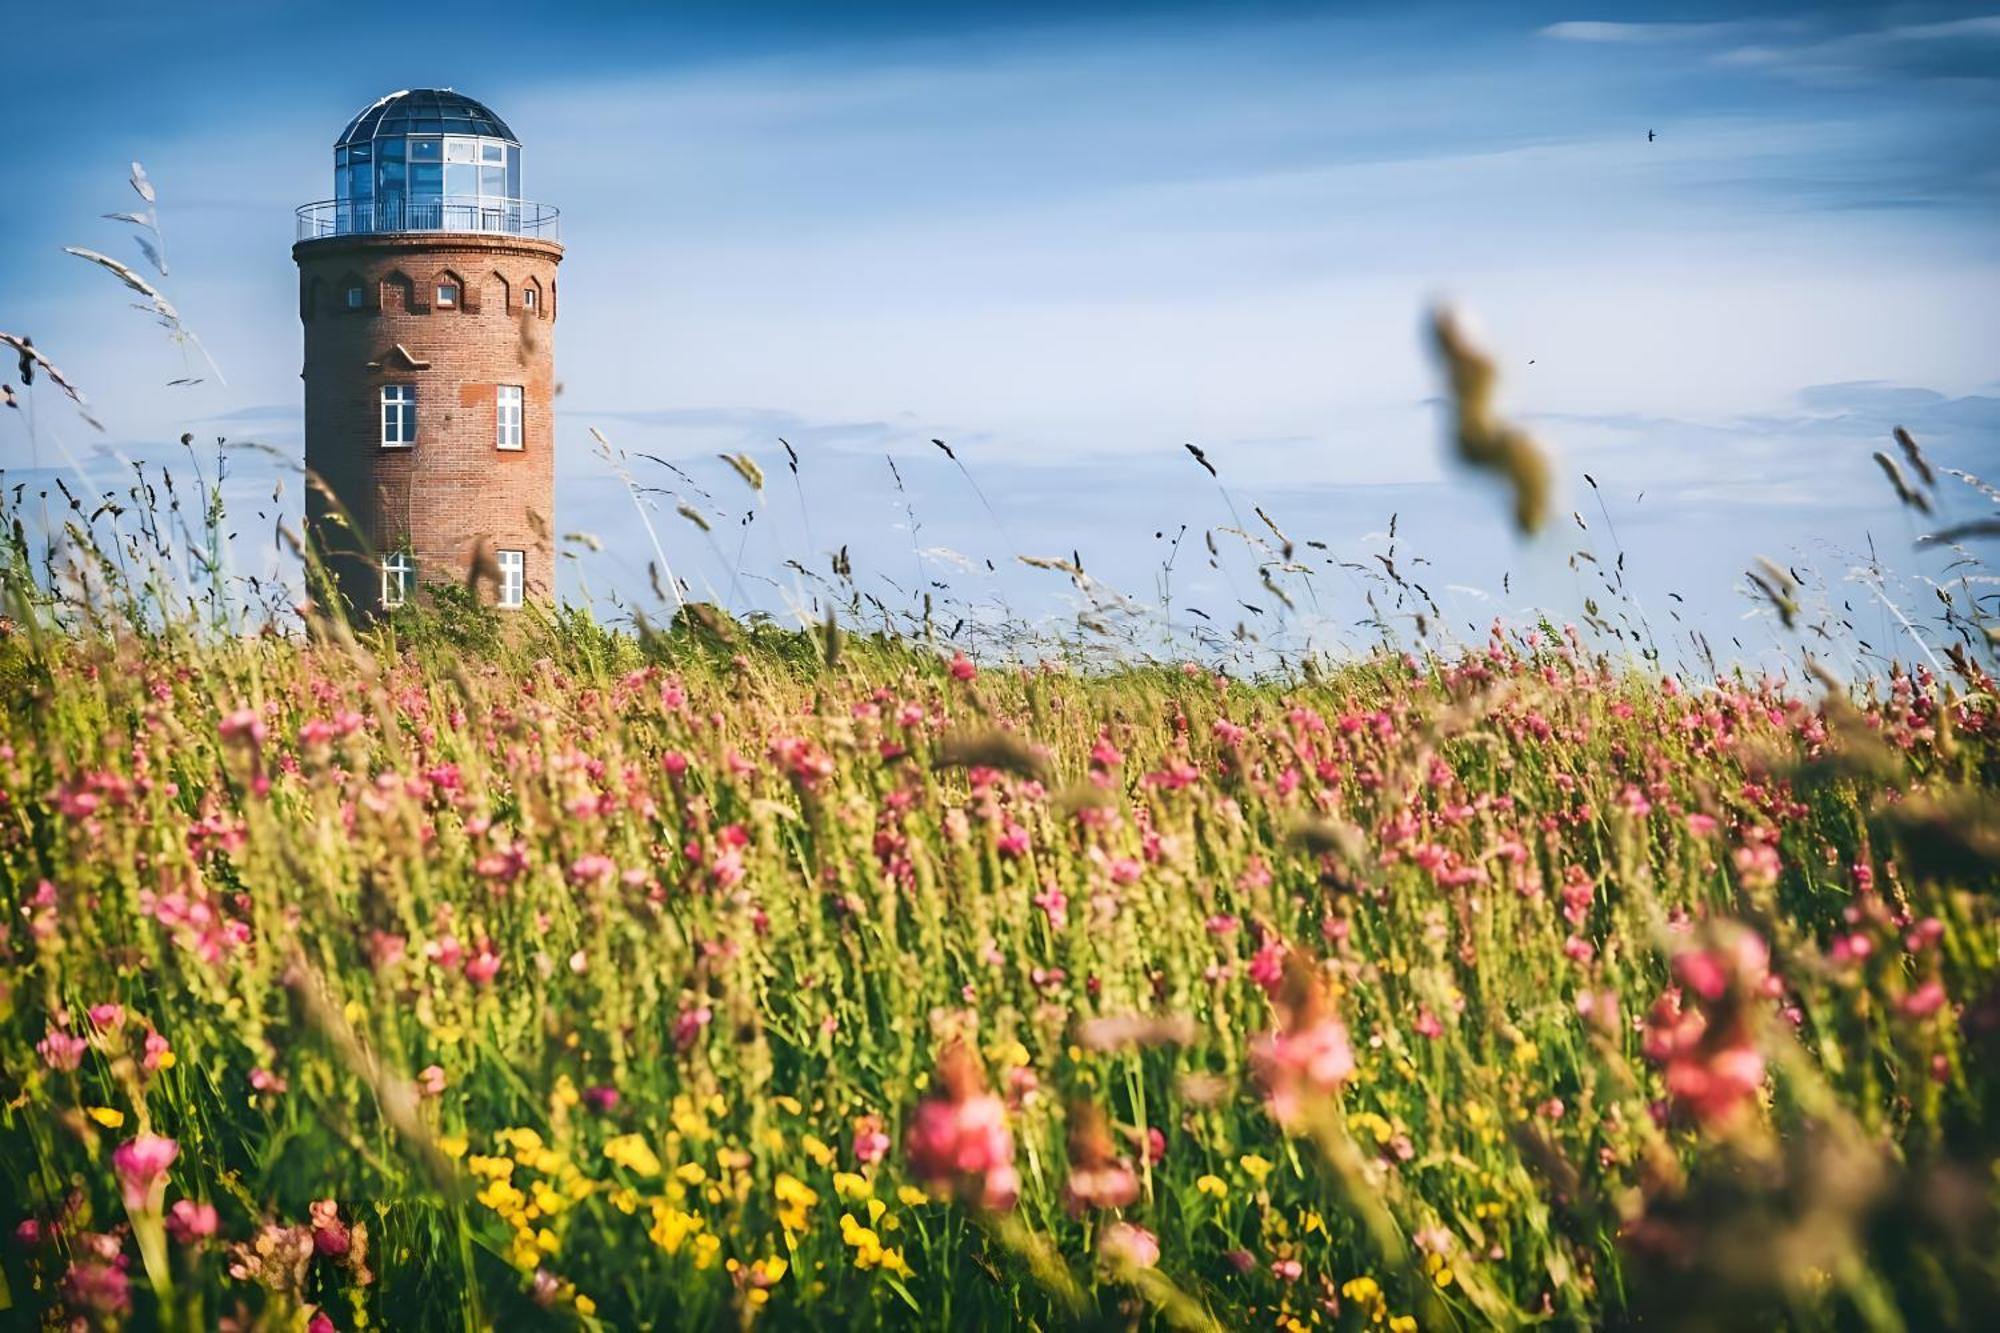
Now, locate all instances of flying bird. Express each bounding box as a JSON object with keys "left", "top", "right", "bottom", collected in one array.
[{"left": 1647, "top": 129, "right": 1656, "bottom": 142}]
